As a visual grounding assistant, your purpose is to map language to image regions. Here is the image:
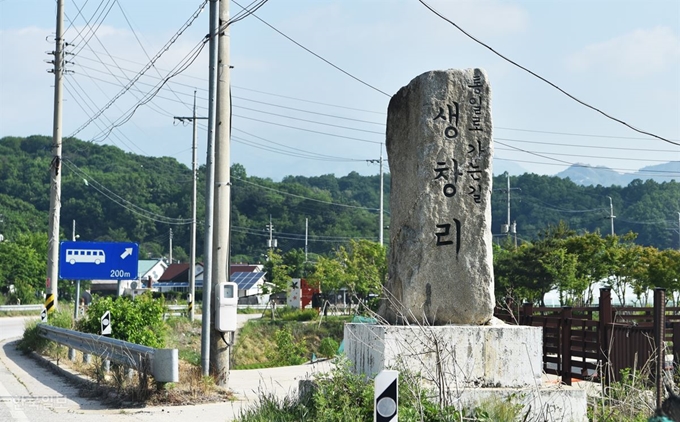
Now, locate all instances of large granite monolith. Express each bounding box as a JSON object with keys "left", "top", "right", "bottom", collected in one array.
[{"left": 378, "top": 68, "right": 494, "bottom": 325}]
